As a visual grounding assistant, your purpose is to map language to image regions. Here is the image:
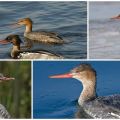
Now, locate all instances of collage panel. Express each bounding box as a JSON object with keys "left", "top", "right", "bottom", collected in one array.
[
  {"left": 33, "top": 61, "right": 120, "bottom": 119},
  {"left": 1, "top": 1, "right": 120, "bottom": 120},
  {"left": 0, "top": 1, "right": 87, "bottom": 59},
  {"left": 89, "top": 1, "right": 120, "bottom": 59},
  {"left": 0, "top": 61, "right": 31, "bottom": 118}
]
